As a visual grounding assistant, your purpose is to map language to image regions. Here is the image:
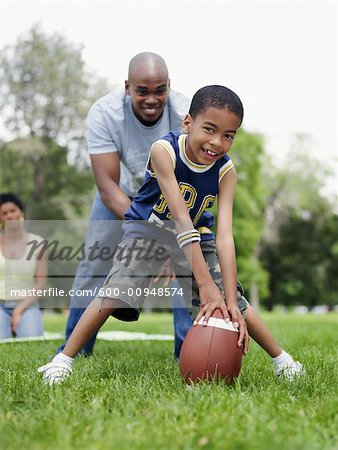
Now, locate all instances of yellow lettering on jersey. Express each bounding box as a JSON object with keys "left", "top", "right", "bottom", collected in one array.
[
  {"left": 166, "top": 183, "right": 197, "bottom": 219},
  {"left": 153, "top": 183, "right": 197, "bottom": 219},
  {"left": 179, "top": 183, "right": 196, "bottom": 209},
  {"left": 193, "top": 195, "right": 216, "bottom": 224},
  {"left": 153, "top": 194, "right": 167, "bottom": 214}
]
